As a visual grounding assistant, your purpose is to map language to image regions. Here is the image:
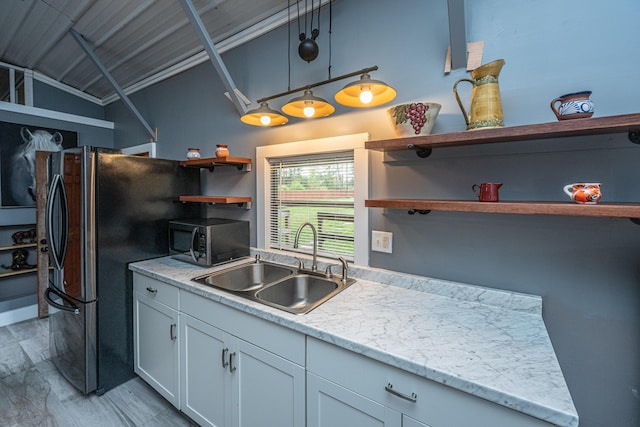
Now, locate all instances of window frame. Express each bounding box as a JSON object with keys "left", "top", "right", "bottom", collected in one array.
[{"left": 256, "top": 133, "right": 370, "bottom": 267}]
